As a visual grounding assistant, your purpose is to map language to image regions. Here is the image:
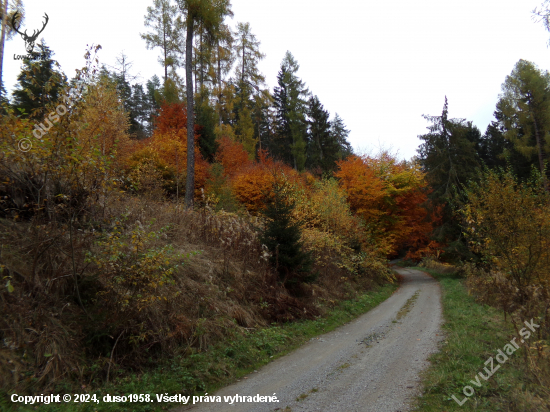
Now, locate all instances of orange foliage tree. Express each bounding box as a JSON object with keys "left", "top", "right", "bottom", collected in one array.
[
  {"left": 334, "top": 155, "right": 386, "bottom": 222},
  {"left": 335, "top": 154, "right": 439, "bottom": 257},
  {"left": 214, "top": 136, "right": 252, "bottom": 178},
  {"left": 232, "top": 152, "right": 299, "bottom": 213},
  {"left": 123, "top": 103, "right": 209, "bottom": 198}
]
